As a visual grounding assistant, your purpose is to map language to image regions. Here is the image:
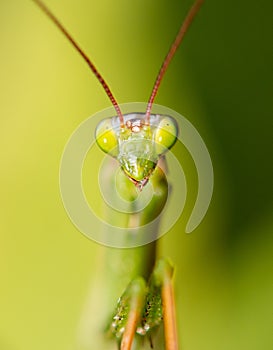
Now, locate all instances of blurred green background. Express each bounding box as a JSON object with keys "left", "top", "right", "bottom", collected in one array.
[{"left": 0, "top": 0, "right": 272, "bottom": 349}]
